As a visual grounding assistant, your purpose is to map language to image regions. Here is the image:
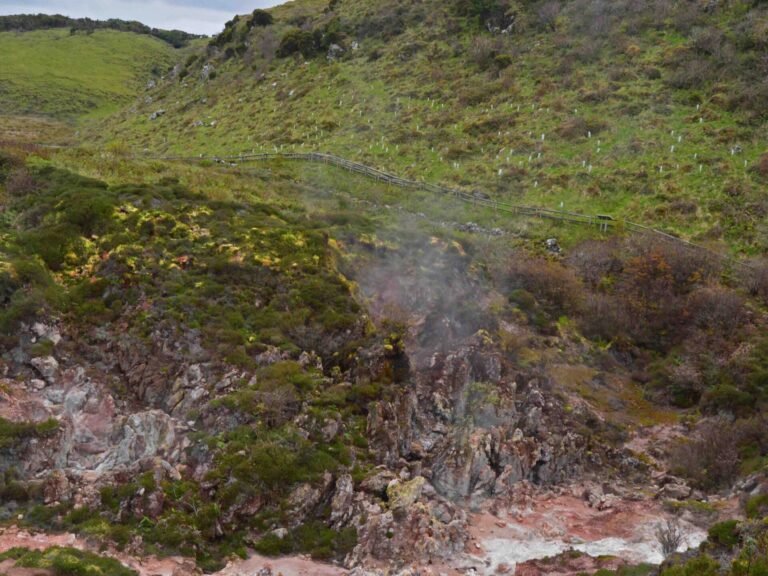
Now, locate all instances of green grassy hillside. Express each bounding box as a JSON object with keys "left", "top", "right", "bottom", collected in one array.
[
  {"left": 94, "top": 0, "right": 768, "bottom": 257},
  {"left": 0, "top": 28, "right": 180, "bottom": 120}
]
